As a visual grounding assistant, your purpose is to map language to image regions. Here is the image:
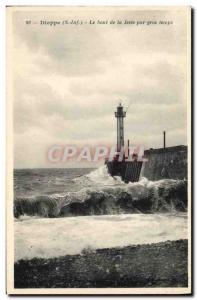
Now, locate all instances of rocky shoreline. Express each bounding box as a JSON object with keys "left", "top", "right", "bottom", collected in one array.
[{"left": 14, "top": 239, "right": 188, "bottom": 288}]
